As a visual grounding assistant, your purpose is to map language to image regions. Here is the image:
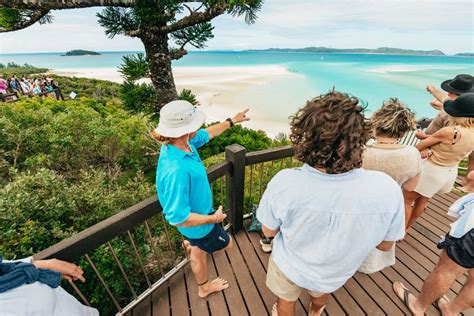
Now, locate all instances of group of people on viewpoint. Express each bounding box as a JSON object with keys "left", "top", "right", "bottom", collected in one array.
[
  {"left": 152, "top": 73, "right": 473, "bottom": 316},
  {"left": 0, "top": 73, "right": 472, "bottom": 316},
  {"left": 0, "top": 74, "right": 64, "bottom": 100}
]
